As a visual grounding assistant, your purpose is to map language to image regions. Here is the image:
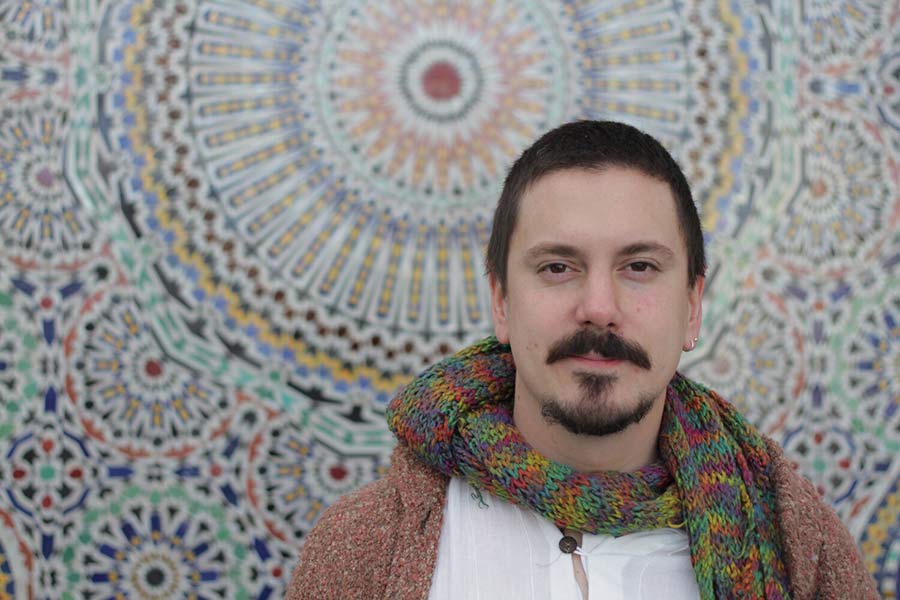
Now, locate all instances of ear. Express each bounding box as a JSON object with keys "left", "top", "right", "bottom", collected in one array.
[
  {"left": 489, "top": 273, "right": 510, "bottom": 344},
  {"left": 684, "top": 276, "right": 705, "bottom": 349}
]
